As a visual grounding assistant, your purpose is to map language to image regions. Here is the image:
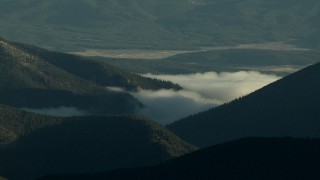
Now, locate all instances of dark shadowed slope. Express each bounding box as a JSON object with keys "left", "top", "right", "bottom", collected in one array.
[
  {"left": 40, "top": 137, "right": 320, "bottom": 180},
  {"left": 168, "top": 62, "right": 320, "bottom": 147},
  {"left": 14, "top": 43, "right": 182, "bottom": 91},
  {"left": 0, "top": 38, "right": 141, "bottom": 114},
  {"left": 0, "top": 106, "right": 196, "bottom": 180},
  {"left": 0, "top": 37, "right": 182, "bottom": 115},
  {"left": 0, "top": 105, "right": 62, "bottom": 148}
]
